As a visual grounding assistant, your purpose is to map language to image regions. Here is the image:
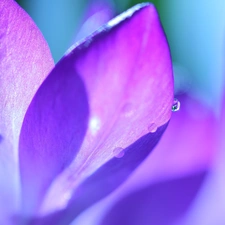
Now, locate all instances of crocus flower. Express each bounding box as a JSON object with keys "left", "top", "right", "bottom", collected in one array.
[{"left": 0, "top": 0, "right": 173, "bottom": 224}]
